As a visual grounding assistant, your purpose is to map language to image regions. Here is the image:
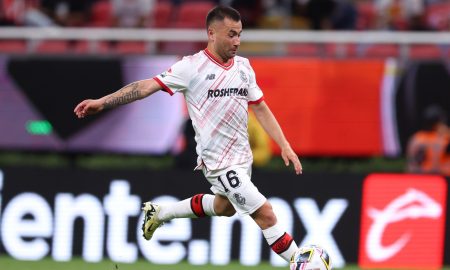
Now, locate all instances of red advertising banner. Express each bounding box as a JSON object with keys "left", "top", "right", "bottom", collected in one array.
[
  {"left": 250, "top": 58, "right": 387, "bottom": 156},
  {"left": 359, "top": 174, "right": 447, "bottom": 269}
]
